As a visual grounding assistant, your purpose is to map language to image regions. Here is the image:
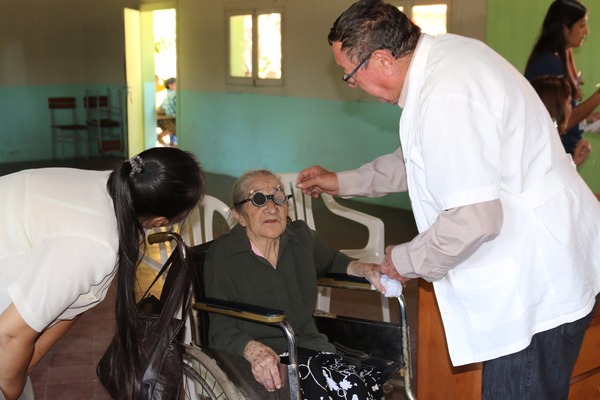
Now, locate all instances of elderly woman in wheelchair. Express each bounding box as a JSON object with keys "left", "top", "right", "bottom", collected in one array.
[{"left": 204, "top": 169, "right": 389, "bottom": 399}]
